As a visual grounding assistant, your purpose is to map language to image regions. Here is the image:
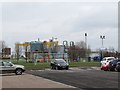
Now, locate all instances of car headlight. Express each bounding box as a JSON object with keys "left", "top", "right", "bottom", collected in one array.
[
  {"left": 57, "top": 64, "right": 60, "bottom": 66},
  {"left": 22, "top": 66, "right": 25, "bottom": 70},
  {"left": 66, "top": 63, "right": 69, "bottom": 66}
]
